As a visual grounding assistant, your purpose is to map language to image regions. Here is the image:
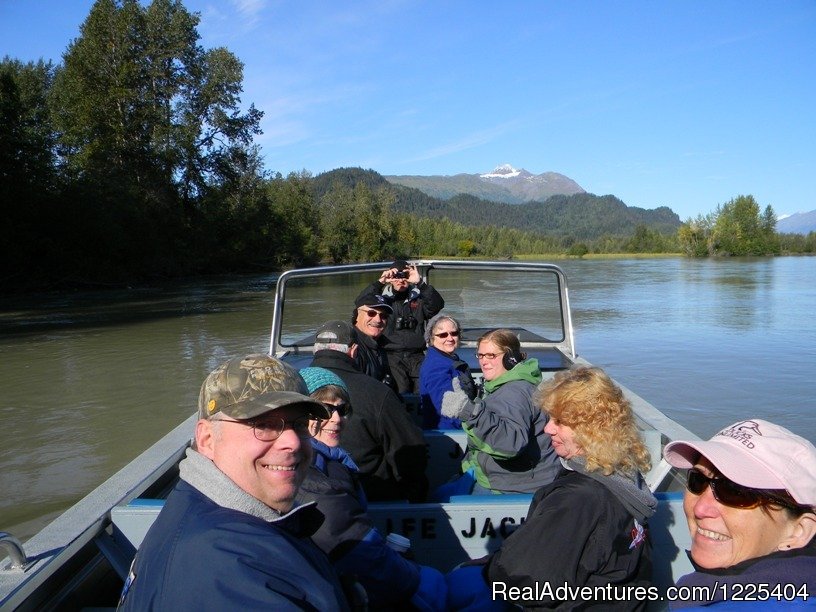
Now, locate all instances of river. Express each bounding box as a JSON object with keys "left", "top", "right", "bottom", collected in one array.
[{"left": 1, "top": 257, "right": 814, "bottom": 540}]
